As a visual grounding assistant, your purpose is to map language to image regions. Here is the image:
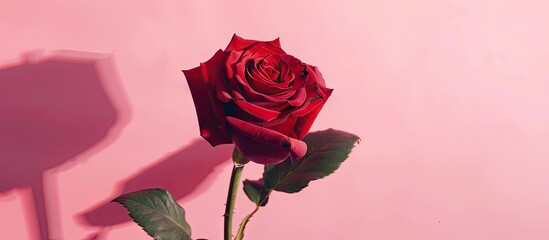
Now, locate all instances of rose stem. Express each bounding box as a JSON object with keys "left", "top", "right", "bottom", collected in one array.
[
  {"left": 235, "top": 206, "right": 258, "bottom": 240},
  {"left": 224, "top": 163, "right": 244, "bottom": 240},
  {"left": 234, "top": 189, "right": 272, "bottom": 240}
]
